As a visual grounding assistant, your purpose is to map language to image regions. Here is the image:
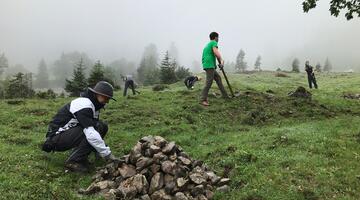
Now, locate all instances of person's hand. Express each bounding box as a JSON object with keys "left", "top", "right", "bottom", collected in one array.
[
  {"left": 218, "top": 64, "right": 224, "bottom": 69},
  {"left": 105, "top": 153, "right": 122, "bottom": 163}
]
